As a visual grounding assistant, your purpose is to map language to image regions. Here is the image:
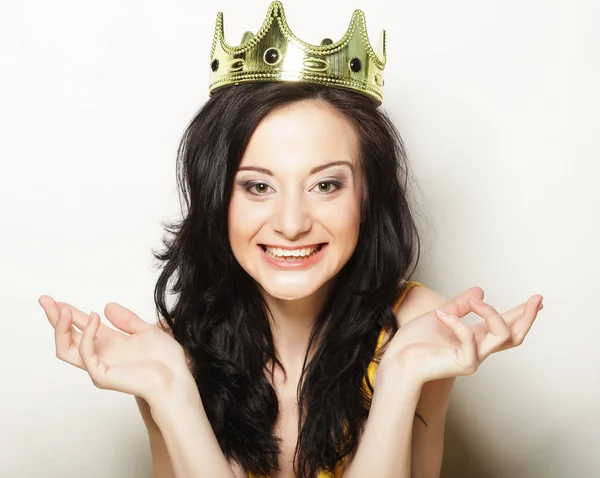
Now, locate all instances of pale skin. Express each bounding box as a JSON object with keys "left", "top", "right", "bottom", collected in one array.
[{"left": 40, "top": 99, "right": 544, "bottom": 478}]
